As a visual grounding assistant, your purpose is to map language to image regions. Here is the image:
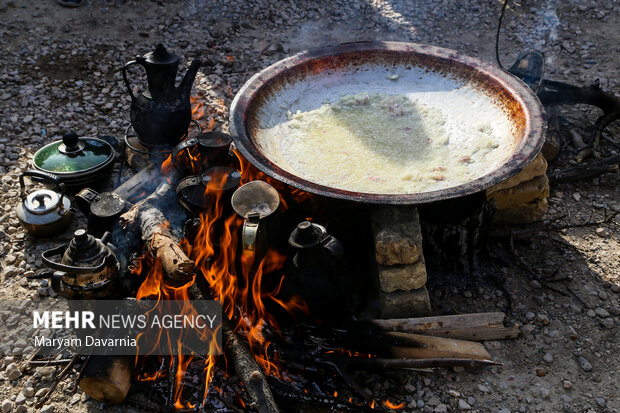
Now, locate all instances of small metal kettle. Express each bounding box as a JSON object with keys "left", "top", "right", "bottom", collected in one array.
[
  {"left": 172, "top": 131, "right": 233, "bottom": 174},
  {"left": 176, "top": 167, "right": 241, "bottom": 214},
  {"left": 15, "top": 170, "right": 76, "bottom": 237},
  {"left": 288, "top": 221, "right": 345, "bottom": 316},
  {"left": 42, "top": 229, "right": 120, "bottom": 299}
]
